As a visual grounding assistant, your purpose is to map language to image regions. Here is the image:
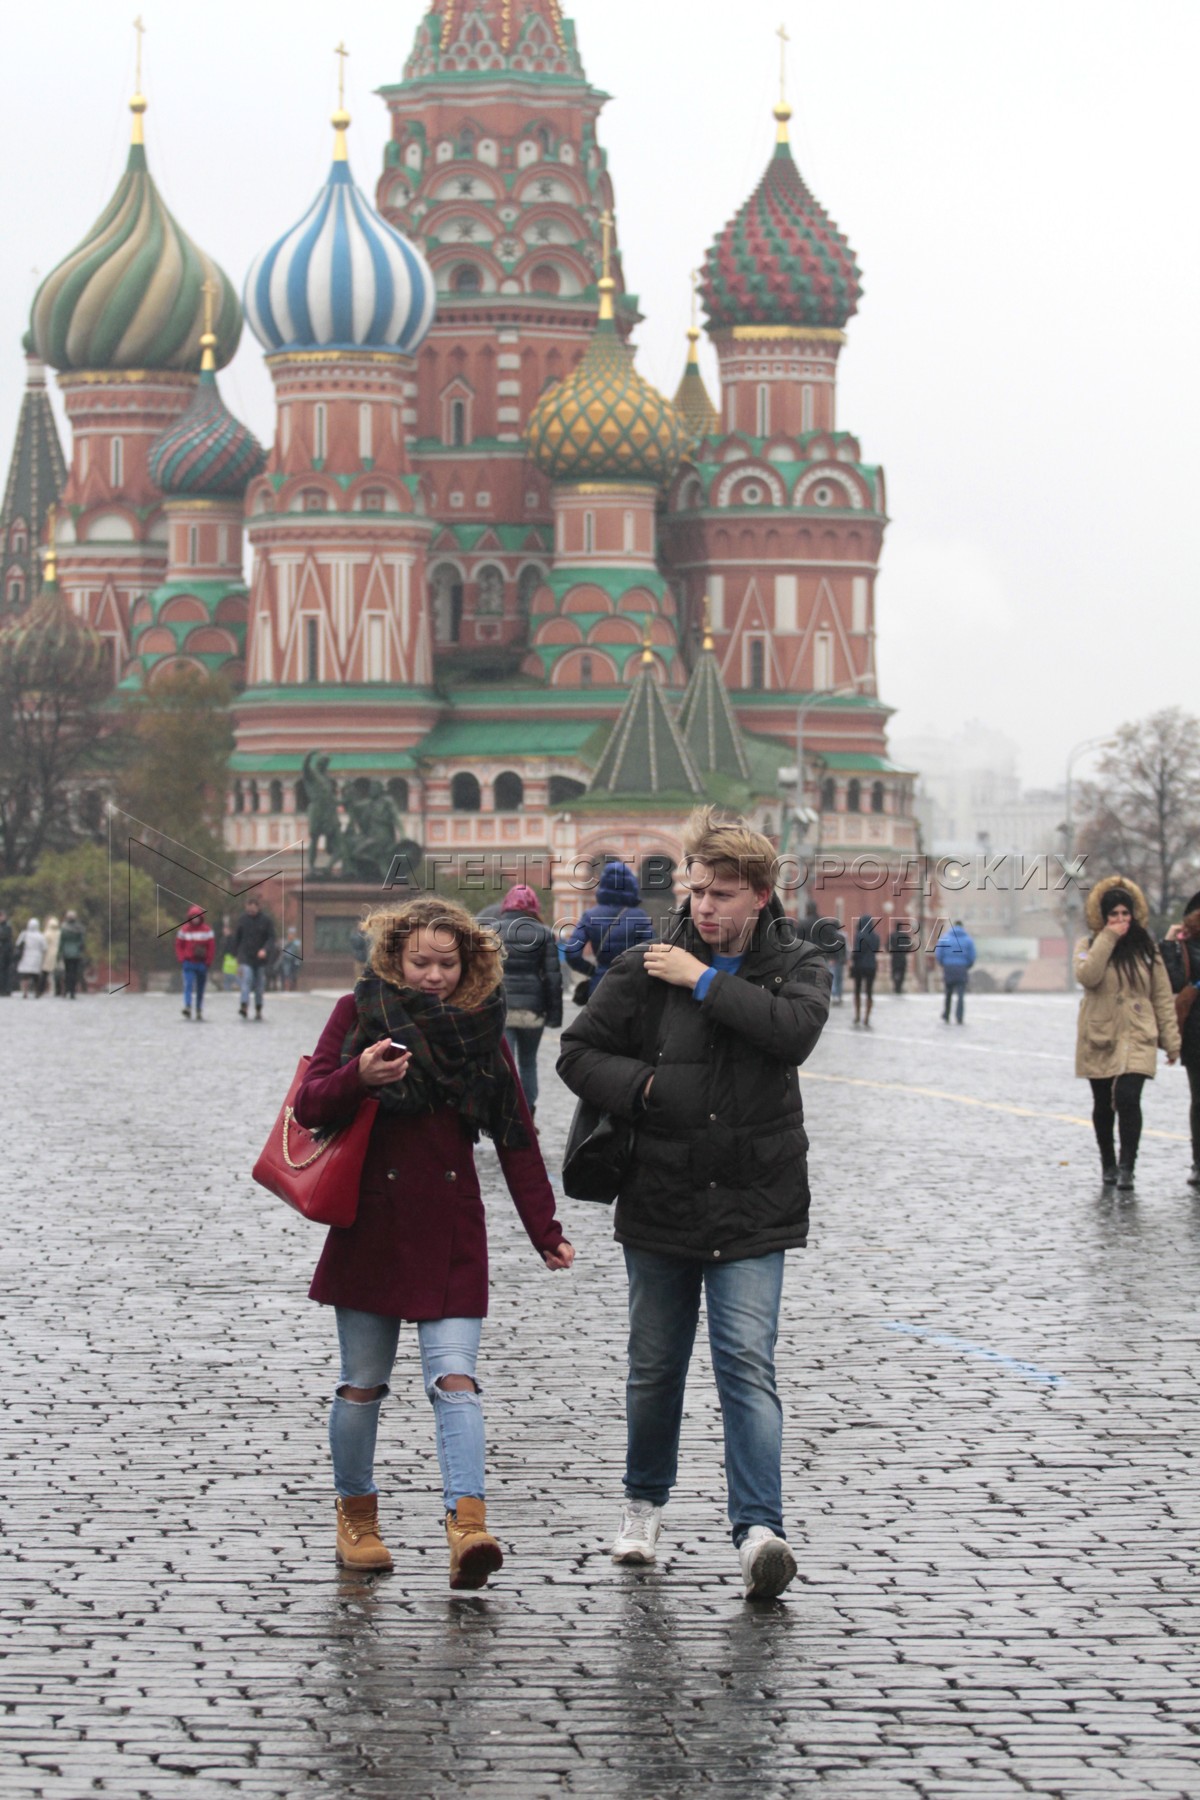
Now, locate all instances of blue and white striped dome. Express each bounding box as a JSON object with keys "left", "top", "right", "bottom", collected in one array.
[{"left": 244, "top": 133, "right": 435, "bottom": 356}]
